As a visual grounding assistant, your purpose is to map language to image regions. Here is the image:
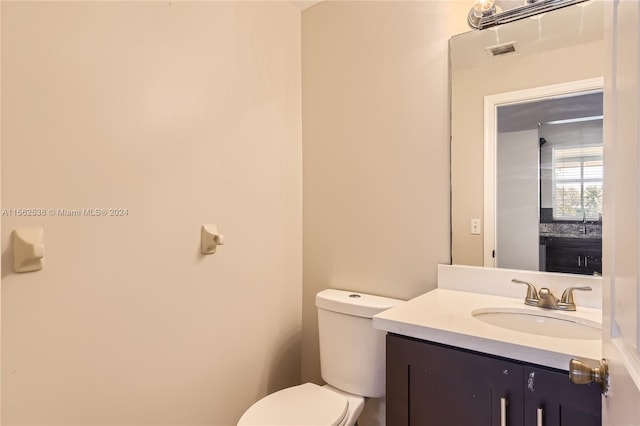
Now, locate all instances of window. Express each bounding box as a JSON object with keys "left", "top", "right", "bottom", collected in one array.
[{"left": 552, "top": 145, "right": 603, "bottom": 220}]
